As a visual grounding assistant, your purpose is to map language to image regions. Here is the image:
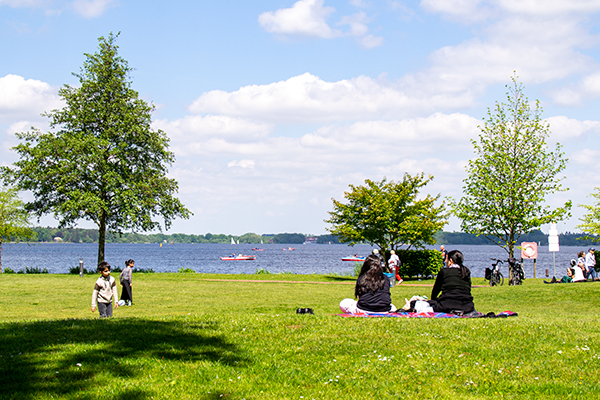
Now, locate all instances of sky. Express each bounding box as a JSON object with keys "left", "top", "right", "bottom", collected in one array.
[{"left": 1, "top": 0, "right": 600, "bottom": 237}]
